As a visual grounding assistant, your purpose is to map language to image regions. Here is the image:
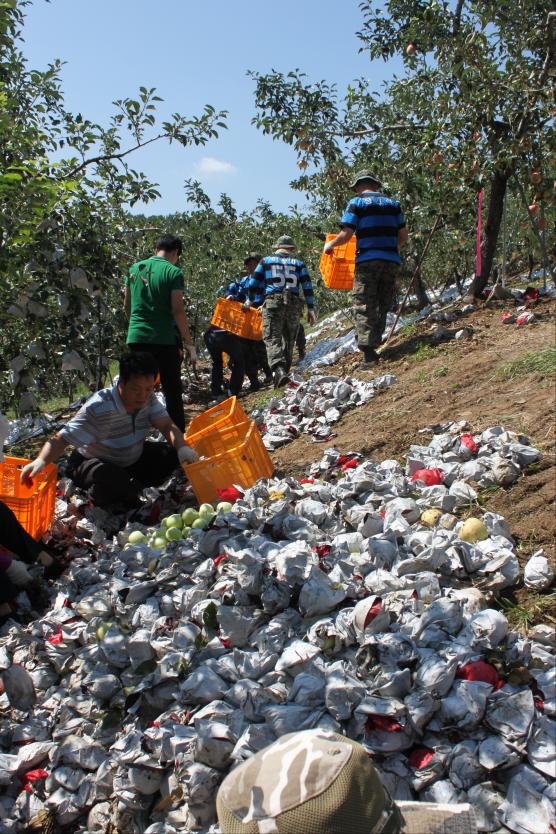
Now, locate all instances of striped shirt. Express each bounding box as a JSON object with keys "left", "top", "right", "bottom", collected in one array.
[
  {"left": 59, "top": 384, "right": 168, "bottom": 467},
  {"left": 341, "top": 192, "right": 405, "bottom": 265},
  {"left": 247, "top": 254, "right": 314, "bottom": 308},
  {"left": 226, "top": 276, "right": 250, "bottom": 302}
]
